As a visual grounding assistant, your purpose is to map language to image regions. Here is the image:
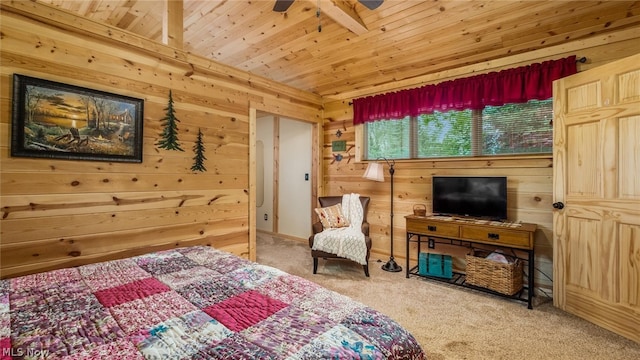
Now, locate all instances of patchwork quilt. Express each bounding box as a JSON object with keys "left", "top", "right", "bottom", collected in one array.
[{"left": 0, "top": 246, "right": 425, "bottom": 359}]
